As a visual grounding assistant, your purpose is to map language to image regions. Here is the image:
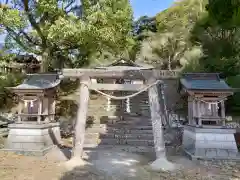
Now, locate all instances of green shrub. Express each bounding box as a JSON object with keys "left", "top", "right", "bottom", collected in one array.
[{"left": 226, "top": 75, "right": 240, "bottom": 115}]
